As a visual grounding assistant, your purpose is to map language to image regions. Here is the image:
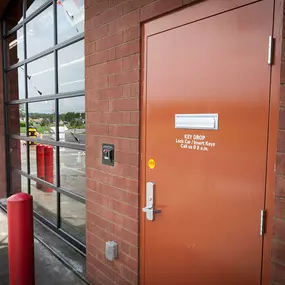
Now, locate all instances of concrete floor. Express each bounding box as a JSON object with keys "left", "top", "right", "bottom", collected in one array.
[{"left": 0, "top": 209, "right": 86, "bottom": 285}]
